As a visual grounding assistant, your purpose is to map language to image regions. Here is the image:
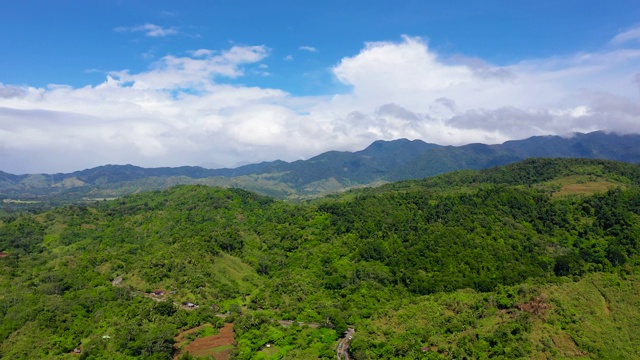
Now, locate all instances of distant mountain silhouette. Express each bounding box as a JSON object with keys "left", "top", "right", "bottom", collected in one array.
[{"left": 1, "top": 131, "right": 639, "bottom": 200}]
